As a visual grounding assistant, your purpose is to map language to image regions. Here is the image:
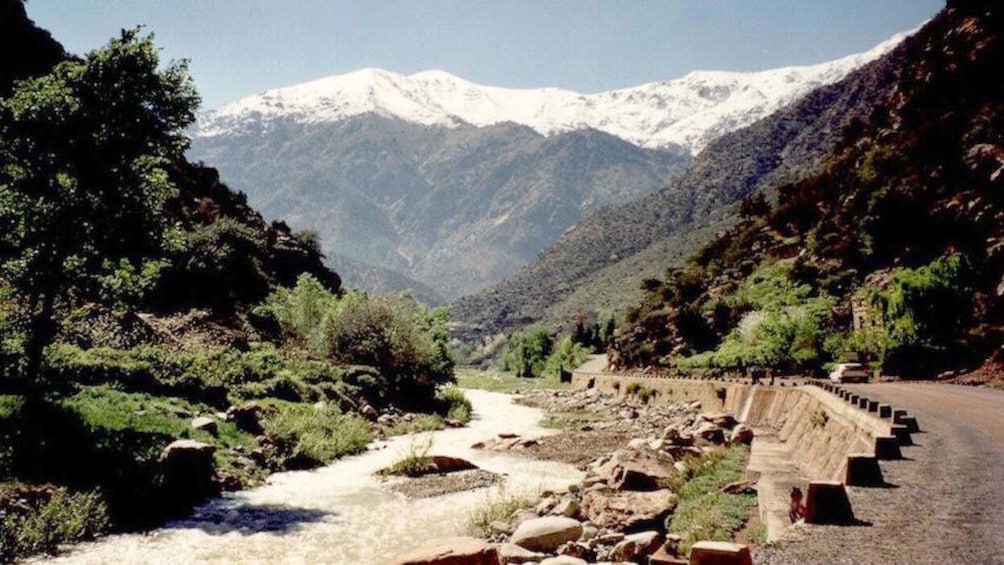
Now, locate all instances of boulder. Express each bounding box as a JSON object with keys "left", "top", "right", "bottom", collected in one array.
[
  {"left": 597, "top": 449, "right": 676, "bottom": 491},
  {"left": 694, "top": 422, "right": 726, "bottom": 445},
  {"left": 539, "top": 557, "right": 587, "bottom": 565},
  {"left": 390, "top": 537, "right": 499, "bottom": 565},
  {"left": 160, "top": 439, "right": 217, "bottom": 504},
  {"left": 430, "top": 455, "right": 478, "bottom": 474},
  {"left": 191, "top": 416, "right": 218, "bottom": 436},
  {"left": 497, "top": 542, "right": 544, "bottom": 564},
  {"left": 729, "top": 424, "right": 754, "bottom": 445},
  {"left": 551, "top": 498, "right": 581, "bottom": 518},
  {"left": 611, "top": 530, "right": 663, "bottom": 561},
  {"left": 581, "top": 488, "right": 675, "bottom": 531},
  {"left": 701, "top": 413, "right": 738, "bottom": 429},
  {"left": 510, "top": 516, "right": 583, "bottom": 553},
  {"left": 360, "top": 404, "right": 378, "bottom": 421},
  {"left": 226, "top": 402, "right": 264, "bottom": 435}
]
